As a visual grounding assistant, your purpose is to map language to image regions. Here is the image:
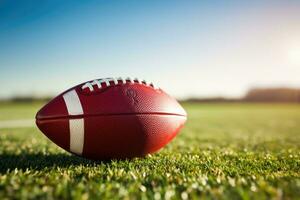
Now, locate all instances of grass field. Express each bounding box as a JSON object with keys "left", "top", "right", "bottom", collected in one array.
[{"left": 0, "top": 102, "right": 299, "bottom": 199}]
